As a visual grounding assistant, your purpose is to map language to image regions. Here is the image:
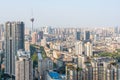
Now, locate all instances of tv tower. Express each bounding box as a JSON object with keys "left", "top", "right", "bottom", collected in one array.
[
  {"left": 30, "top": 18, "right": 34, "bottom": 32},
  {"left": 30, "top": 10, "right": 34, "bottom": 32}
]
